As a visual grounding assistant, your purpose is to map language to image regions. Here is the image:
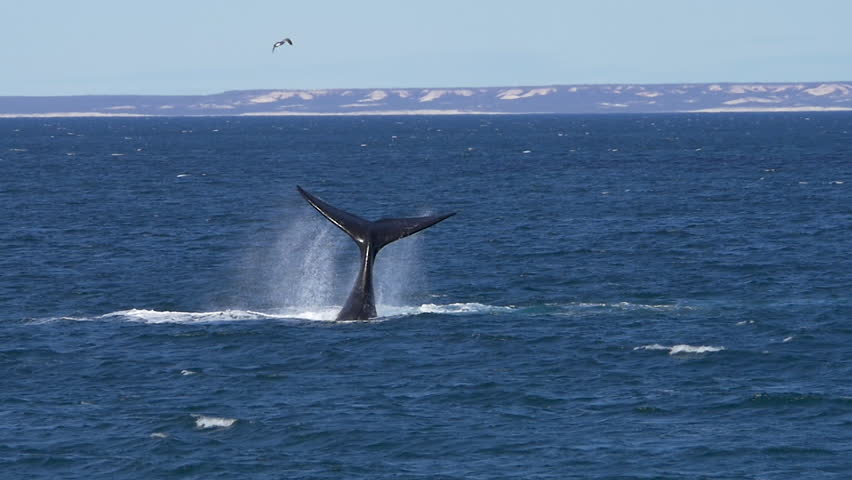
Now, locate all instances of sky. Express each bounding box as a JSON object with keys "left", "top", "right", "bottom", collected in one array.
[{"left": 2, "top": 0, "right": 852, "bottom": 96}]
